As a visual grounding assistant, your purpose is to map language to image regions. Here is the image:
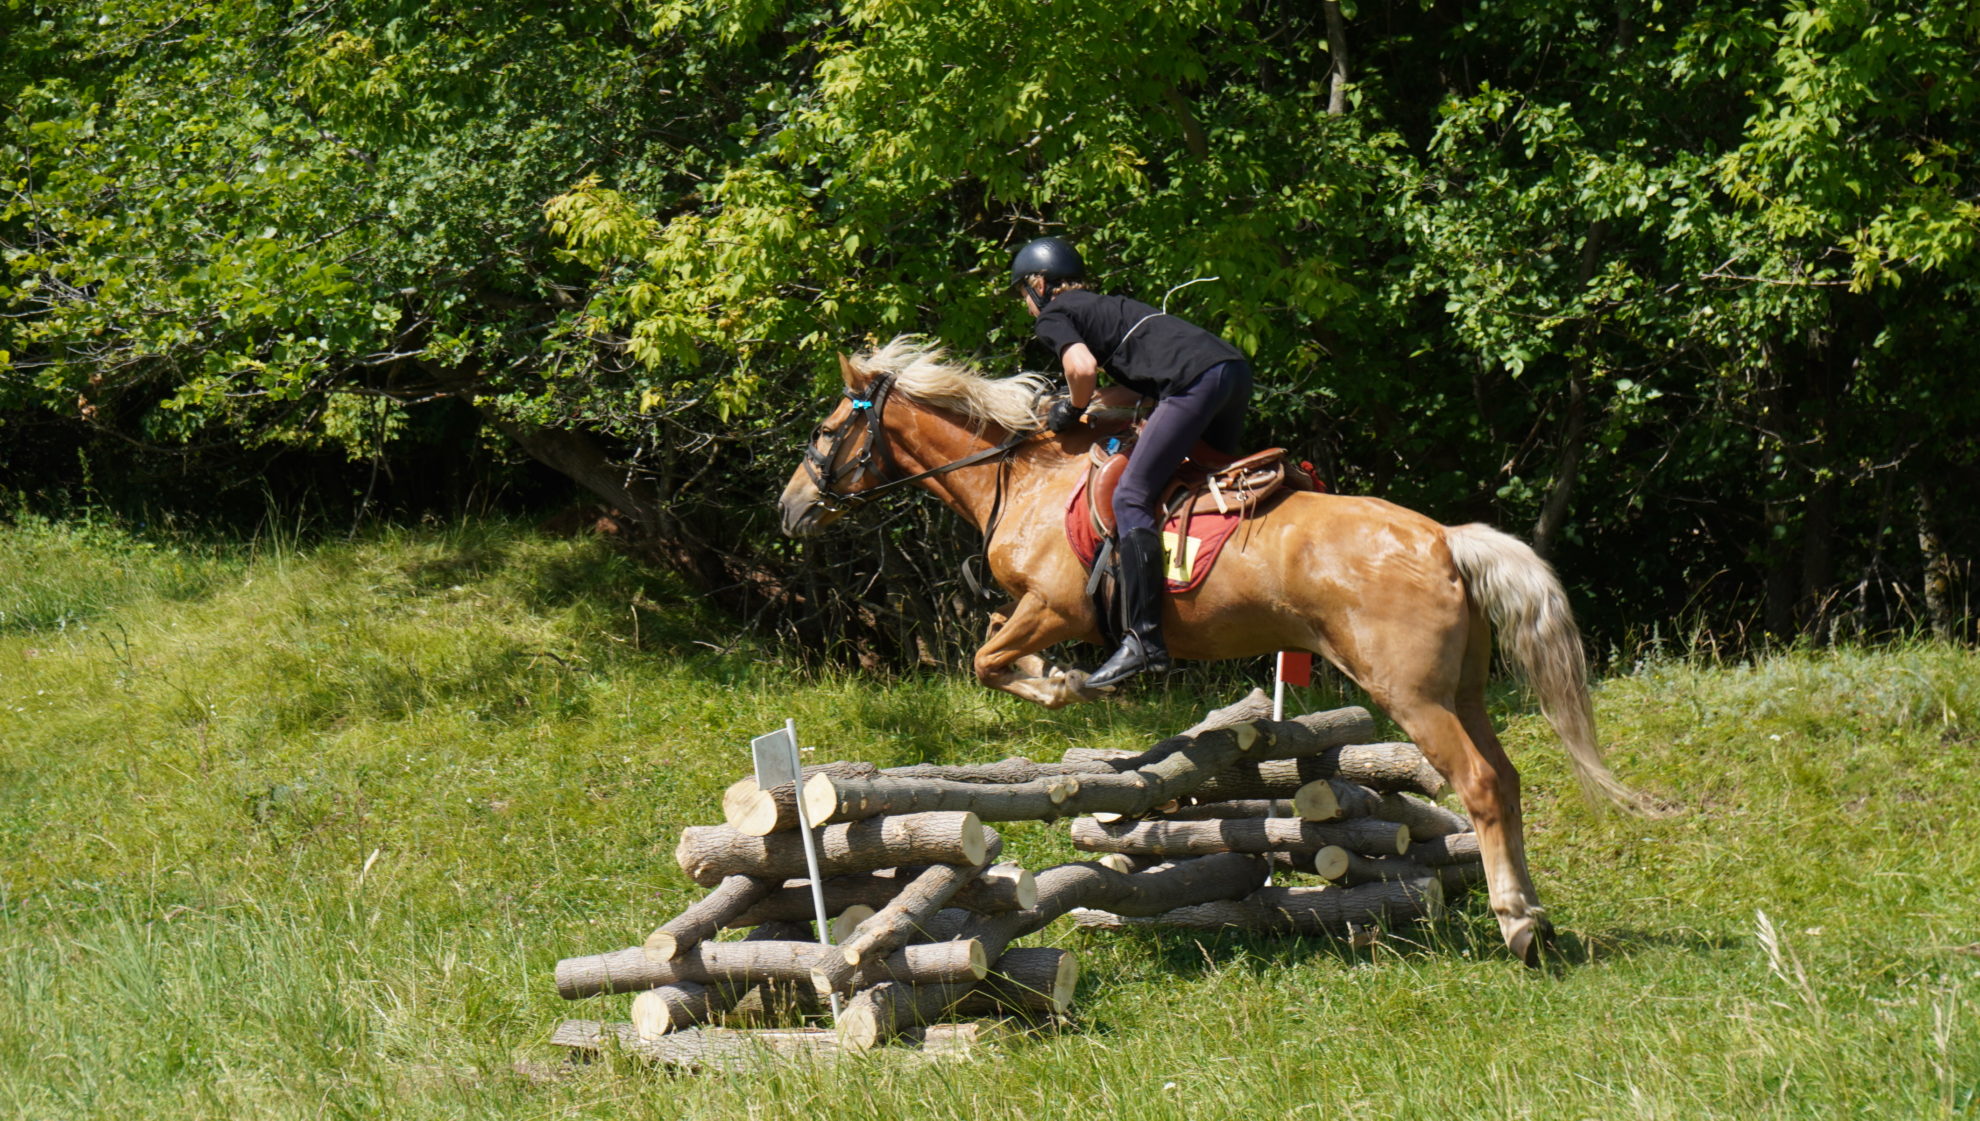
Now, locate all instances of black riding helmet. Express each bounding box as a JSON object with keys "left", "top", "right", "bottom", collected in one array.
[{"left": 1010, "top": 237, "right": 1085, "bottom": 306}]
